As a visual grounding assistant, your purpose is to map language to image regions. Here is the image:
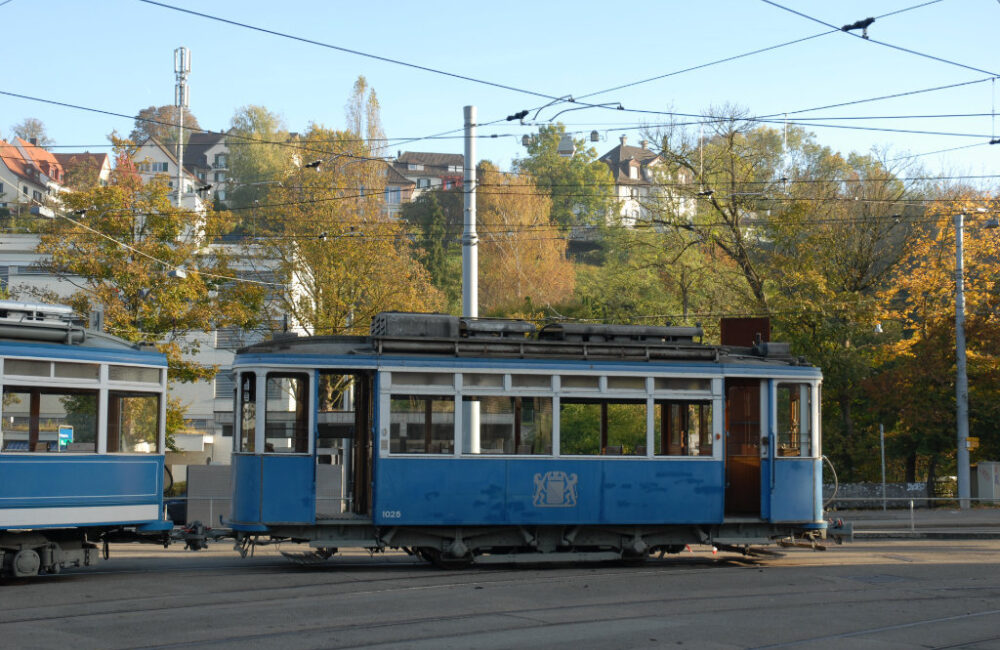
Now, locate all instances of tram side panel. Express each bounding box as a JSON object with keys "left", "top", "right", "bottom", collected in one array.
[
  {"left": 374, "top": 457, "right": 724, "bottom": 527},
  {"left": 0, "top": 454, "right": 165, "bottom": 528}
]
